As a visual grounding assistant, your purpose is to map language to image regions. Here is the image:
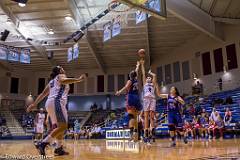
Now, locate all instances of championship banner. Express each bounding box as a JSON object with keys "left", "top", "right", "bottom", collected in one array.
[
  {"left": 20, "top": 49, "right": 30, "bottom": 64},
  {"left": 8, "top": 47, "right": 19, "bottom": 62},
  {"left": 112, "top": 15, "right": 121, "bottom": 37},
  {"left": 73, "top": 43, "right": 79, "bottom": 60},
  {"left": 106, "top": 129, "right": 130, "bottom": 139},
  {"left": 103, "top": 21, "right": 112, "bottom": 42},
  {"left": 149, "top": 0, "right": 161, "bottom": 12},
  {"left": 67, "top": 47, "right": 73, "bottom": 62},
  {"left": 0, "top": 45, "right": 8, "bottom": 60},
  {"left": 136, "top": 10, "right": 147, "bottom": 24}
]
